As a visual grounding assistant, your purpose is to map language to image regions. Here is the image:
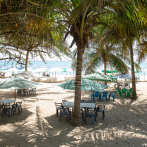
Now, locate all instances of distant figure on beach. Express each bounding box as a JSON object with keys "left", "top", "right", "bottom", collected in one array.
[
  {"left": 47, "top": 74, "right": 50, "bottom": 77},
  {"left": 43, "top": 72, "right": 45, "bottom": 77}
]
